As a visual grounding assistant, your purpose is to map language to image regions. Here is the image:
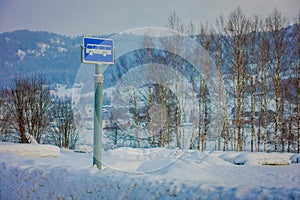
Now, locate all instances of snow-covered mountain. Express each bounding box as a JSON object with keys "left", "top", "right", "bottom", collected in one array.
[
  {"left": 0, "top": 24, "right": 298, "bottom": 89},
  {"left": 0, "top": 30, "right": 82, "bottom": 87}
]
